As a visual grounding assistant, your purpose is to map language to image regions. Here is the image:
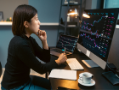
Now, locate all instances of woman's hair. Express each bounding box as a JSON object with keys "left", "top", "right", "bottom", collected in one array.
[{"left": 12, "top": 4, "right": 37, "bottom": 36}]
